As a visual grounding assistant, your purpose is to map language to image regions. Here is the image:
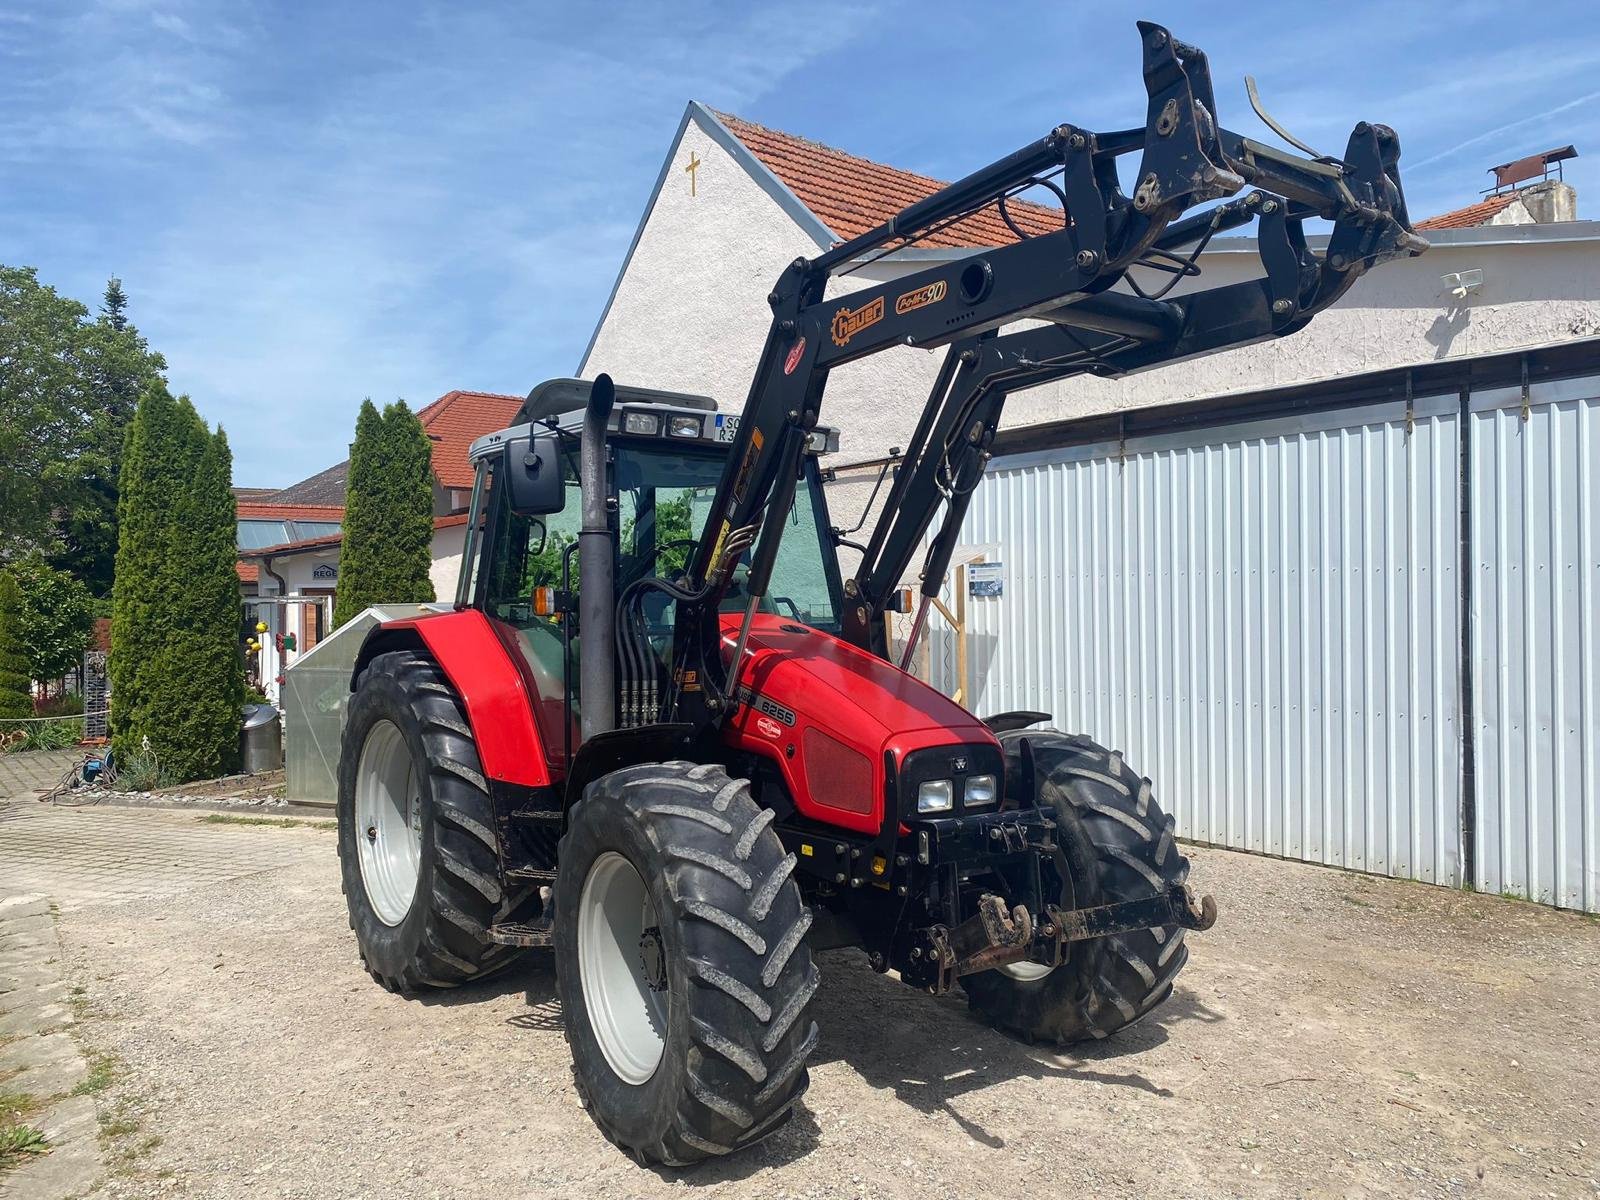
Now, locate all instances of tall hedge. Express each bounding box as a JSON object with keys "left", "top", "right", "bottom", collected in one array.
[
  {"left": 110, "top": 383, "right": 244, "bottom": 779},
  {"left": 0, "top": 572, "right": 31, "bottom": 720},
  {"left": 333, "top": 399, "right": 436, "bottom": 626}
]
